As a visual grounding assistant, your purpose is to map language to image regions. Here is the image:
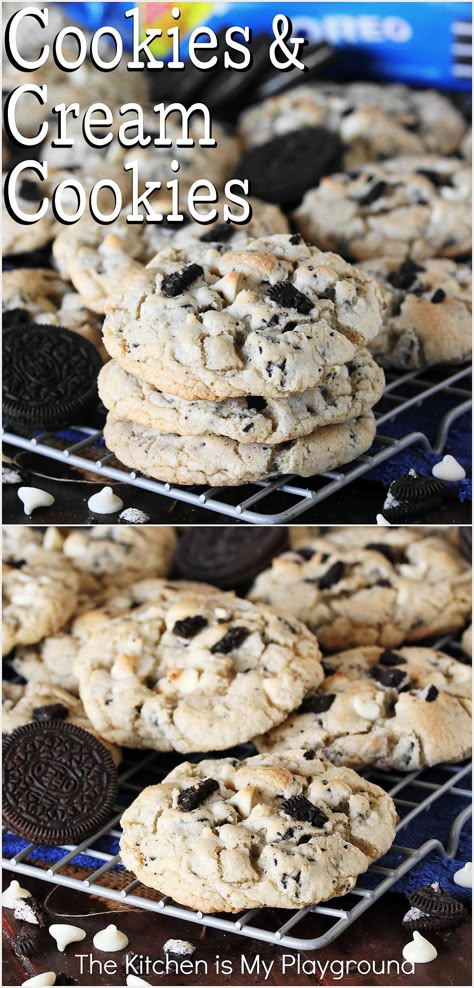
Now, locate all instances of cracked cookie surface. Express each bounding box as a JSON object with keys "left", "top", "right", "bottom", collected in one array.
[
  {"left": 102, "top": 234, "right": 384, "bottom": 400},
  {"left": 248, "top": 533, "right": 472, "bottom": 651},
  {"left": 362, "top": 258, "right": 471, "bottom": 368},
  {"left": 120, "top": 749, "right": 397, "bottom": 912},
  {"left": 62, "top": 526, "right": 176, "bottom": 588},
  {"left": 53, "top": 199, "right": 288, "bottom": 314},
  {"left": 293, "top": 156, "right": 471, "bottom": 260},
  {"left": 103, "top": 412, "right": 376, "bottom": 486},
  {"left": 2, "top": 543, "right": 80, "bottom": 656},
  {"left": 99, "top": 349, "right": 384, "bottom": 444},
  {"left": 76, "top": 591, "right": 323, "bottom": 752},
  {"left": 254, "top": 646, "right": 472, "bottom": 771}
]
